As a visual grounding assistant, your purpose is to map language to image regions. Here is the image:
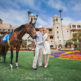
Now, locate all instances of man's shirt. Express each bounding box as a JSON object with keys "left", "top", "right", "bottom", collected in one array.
[{"left": 36, "top": 31, "right": 43, "bottom": 45}]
